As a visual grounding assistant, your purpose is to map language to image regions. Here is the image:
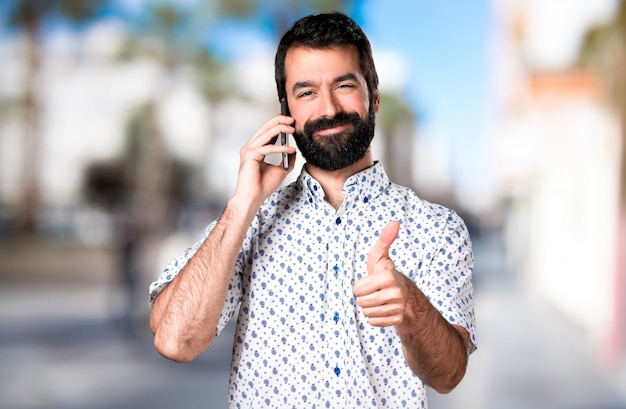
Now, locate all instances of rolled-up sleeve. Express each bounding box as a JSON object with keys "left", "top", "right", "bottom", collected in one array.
[{"left": 148, "top": 221, "right": 217, "bottom": 305}]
